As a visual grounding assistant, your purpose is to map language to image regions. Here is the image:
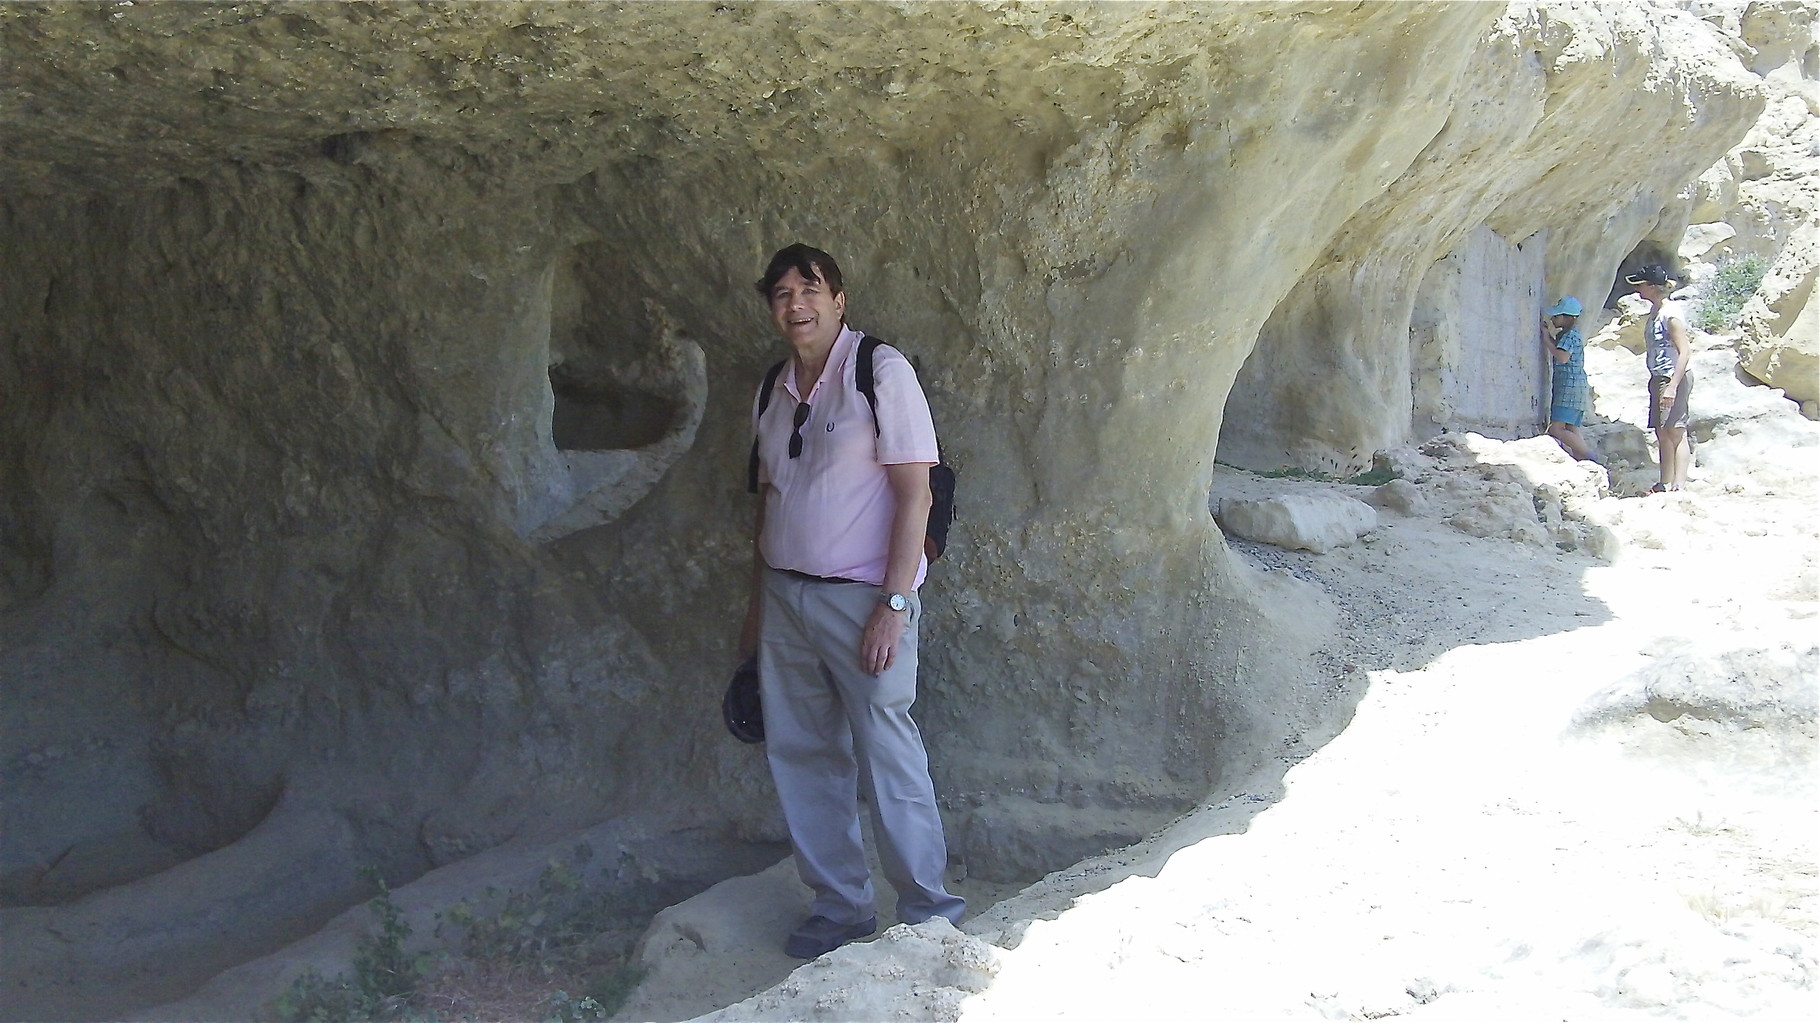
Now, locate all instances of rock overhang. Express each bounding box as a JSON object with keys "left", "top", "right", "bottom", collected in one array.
[{"left": 0, "top": 1, "right": 1230, "bottom": 194}]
